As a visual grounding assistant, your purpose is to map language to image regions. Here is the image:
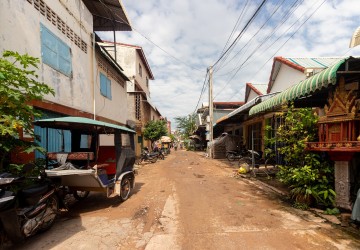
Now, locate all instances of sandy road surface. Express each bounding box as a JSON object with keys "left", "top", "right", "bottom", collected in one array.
[{"left": 12, "top": 150, "right": 360, "bottom": 249}]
